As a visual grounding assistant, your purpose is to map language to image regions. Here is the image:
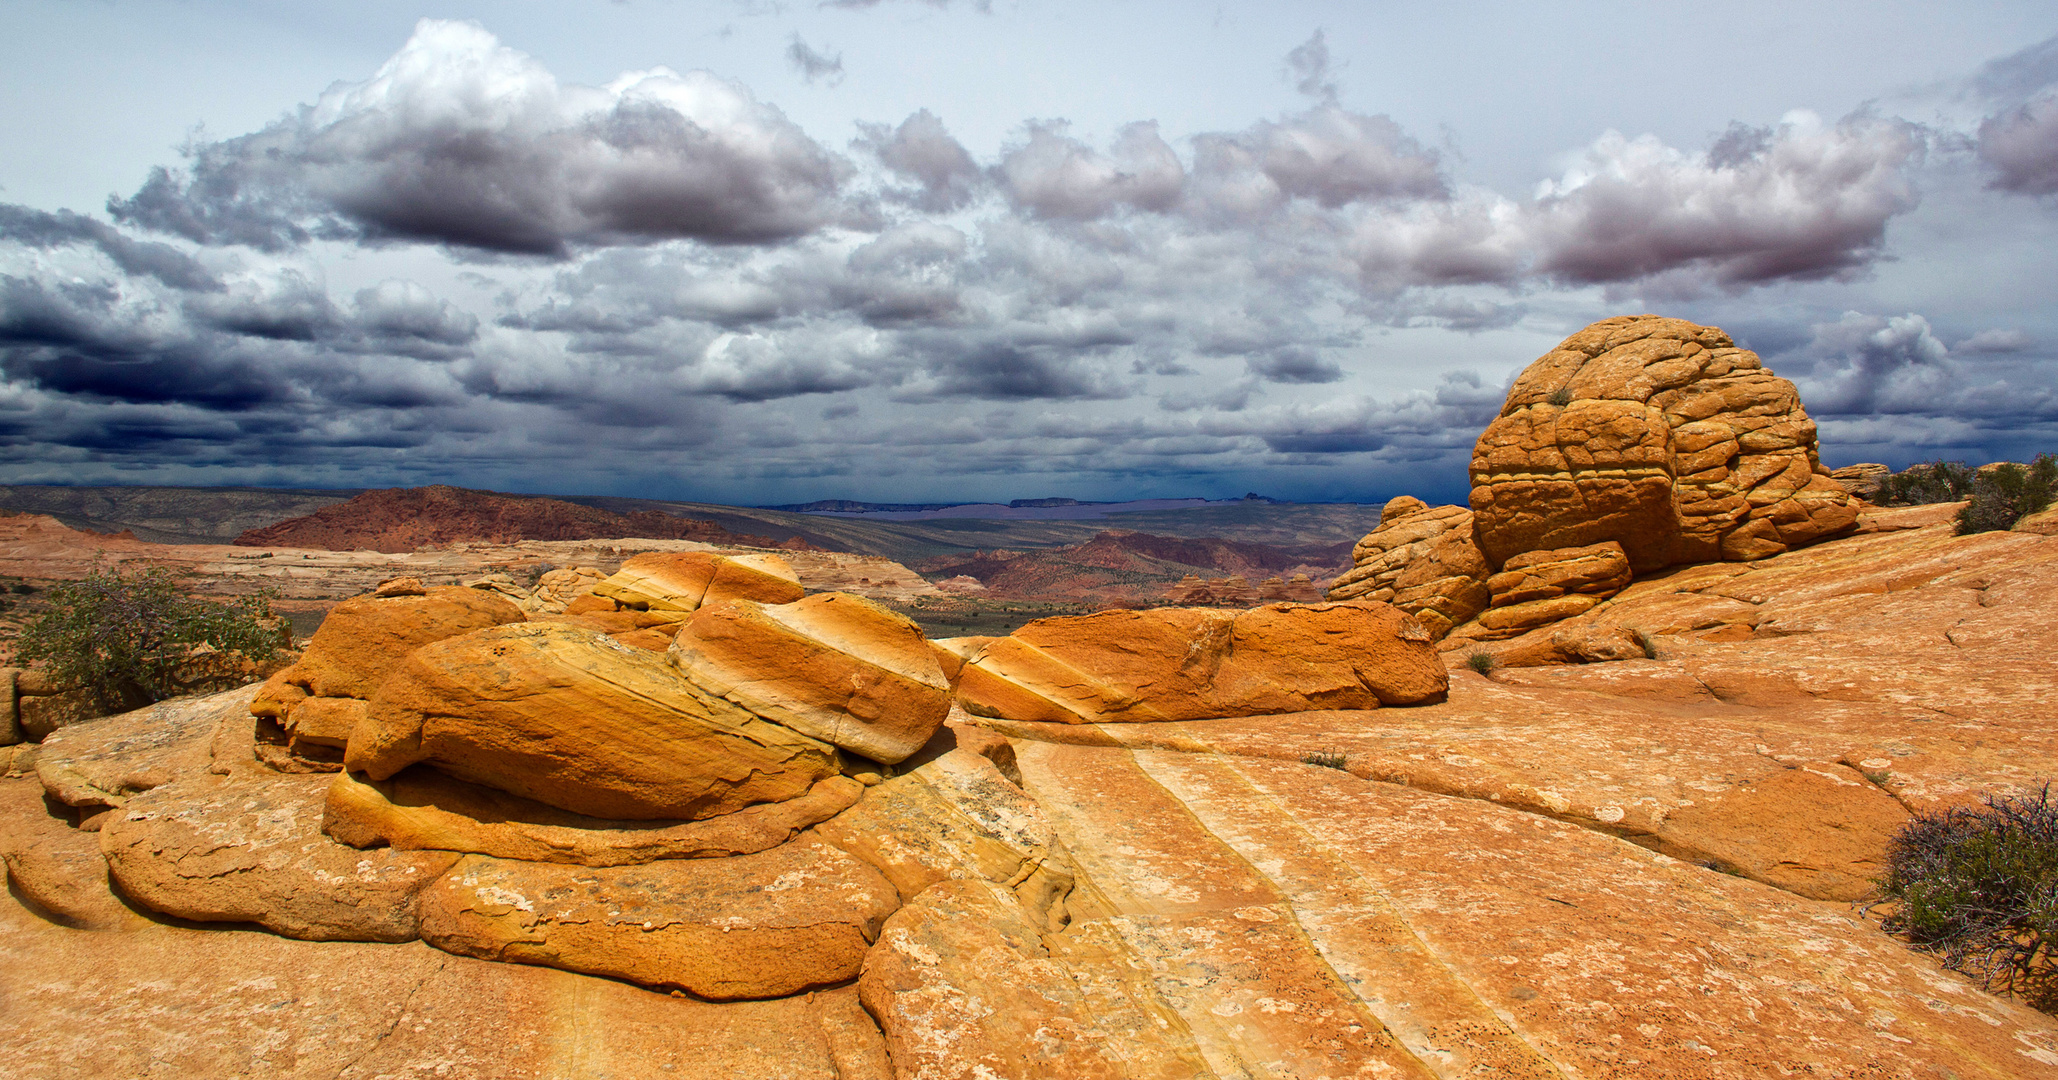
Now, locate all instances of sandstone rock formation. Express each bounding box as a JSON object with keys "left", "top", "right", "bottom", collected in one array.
[
  {"left": 346, "top": 622, "right": 840, "bottom": 821},
  {"left": 324, "top": 767, "right": 865, "bottom": 865},
  {"left": 1830, "top": 462, "right": 1891, "bottom": 499},
  {"left": 591, "top": 550, "right": 804, "bottom": 614},
  {"left": 1471, "top": 315, "right": 1858, "bottom": 571},
  {"left": 418, "top": 840, "right": 899, "bottom": 1000},
  {"left": 1463, "top": 539, "right": 1634, "bottom": 640},
  {"left": 948, "top": 601, "right": 1446, "bottom": 724},
  {"left": 670, "top": 592, "right": 951, "bottom": 764},
  {"left": 7, "top": 488, "right": 2058, "bottom": 1077},
  {"left": 1324, "top": 496, "right": 1490, "bottom": 637}
]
